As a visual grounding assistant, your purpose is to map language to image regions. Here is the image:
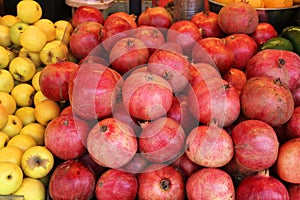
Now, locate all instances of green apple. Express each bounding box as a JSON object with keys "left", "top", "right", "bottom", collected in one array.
[
  {"left": 9, "top": 22, "right": 29, "bottom": 46},
  {"left": 0, "top": 46, "right": 10, "bottom": 69},
  {"left": 0, "top": 69, "right": 14, "bottom": 93},
  {"left": 0, "top": 114, "right": 23, "bottom": 138},
  {"left": 11, "top": 83, "right": 35, "bottom": 107},
  {"left": 34, "top": 18, "right": 56, "bottom": 42},
  {"left": 0, "top": 162, "right": 23, "bottom": 195},
  {"left": 0, "top": 24, "right": 12, "bottom": 47},
  {"left": 13, "top": 177, "right": 46, "bottom": 200},
  {"left": 21, "top": 146, "right": 54, "bottom": 179},
  {"left": 39, "top": 40, "right": 68, "bottom": 65},
  {"left": 17, "top": 0, "right": 42, "bottom": 24},
  {"left": 9, "top": 56, "right": 36, "bottom": 82},
  {"left": 20, "top": 25, "right": 47, "bottom": 52},
  {"left": 19, "top": 47, "right": 42, "bottom": 68}
]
